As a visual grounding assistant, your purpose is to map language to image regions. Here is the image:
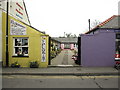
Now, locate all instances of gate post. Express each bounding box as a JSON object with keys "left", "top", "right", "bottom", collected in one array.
[
  {"left": 78, "top": 37, "right": 81, "bottom": 65},
  {"left": 48, "top": 37, "right": 51, "bottom": 65}
]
